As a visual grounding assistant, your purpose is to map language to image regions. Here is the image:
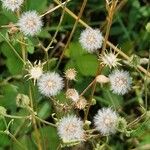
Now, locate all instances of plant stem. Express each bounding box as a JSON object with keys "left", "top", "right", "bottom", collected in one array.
[
  {"left": 53, "top": 0, "right": 150, "bottom": 77},
  {"left": 40, "top": 0, "right": 71, "bottom": 17},
  {"left": 55, "top": 0, "right": 88, "bottom": 69},
  {"left": 29, "top": 83, "right": 43, "bottom": 150},
  {"left": 0, "top": 32, "right": 26, "bottom": 65}
]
